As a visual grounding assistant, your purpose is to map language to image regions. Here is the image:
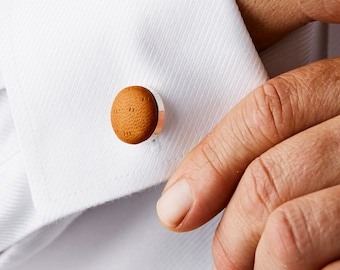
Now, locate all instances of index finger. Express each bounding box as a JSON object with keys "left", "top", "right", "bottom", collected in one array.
[{"left": 238, "top": 0, "right": 340, "bottom": 50}]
